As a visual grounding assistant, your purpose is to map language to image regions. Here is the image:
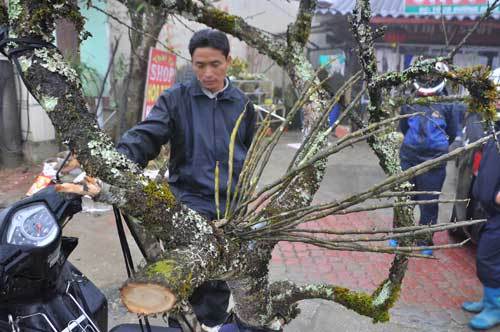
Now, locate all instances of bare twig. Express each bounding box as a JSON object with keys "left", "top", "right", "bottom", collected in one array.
[
  {"left": 90, "top": 4, "right": 190, "bottom": 62},
  {"left": 258, "top": 235, "right": 470, "bottom": 257},
  {"left": 375, "top": 191, "right": 441, "bottom": 198},
  {"left": 238, "top": 112, "right": 417, "bottom": 218},
  {"left": 242, "top": 131, "right": 496, "bottom": 236},
  {"left": 285, "top": 218, "right": 486, "bottom": 236},
  {"left": 447, "top": 0, "right": 500, "bottom": 59},
  {"left": 440, "top": 5, "right": 450, "bottom": 49}
]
